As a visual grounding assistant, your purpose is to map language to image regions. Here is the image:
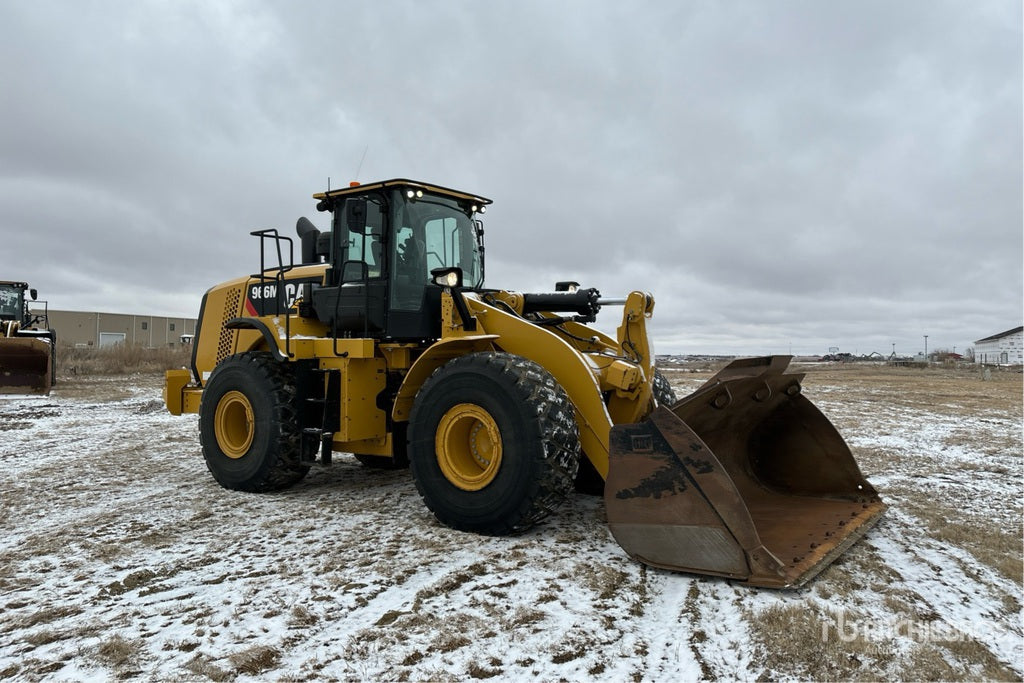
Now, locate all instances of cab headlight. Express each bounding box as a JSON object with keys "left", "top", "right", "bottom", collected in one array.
[{"left": 431, "top": 267, "right": 463, "bottom": 288}]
